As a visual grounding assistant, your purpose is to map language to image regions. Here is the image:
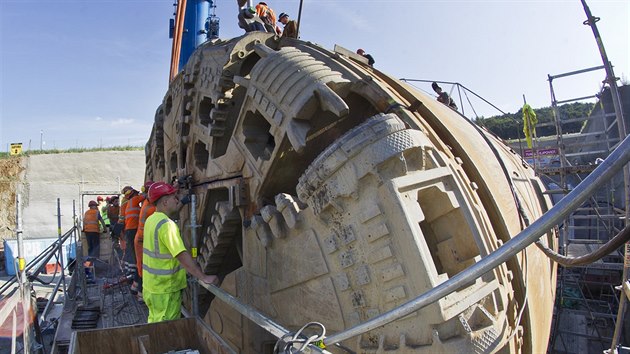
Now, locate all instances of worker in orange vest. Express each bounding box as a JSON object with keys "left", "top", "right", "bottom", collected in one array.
[
  {"left": 107, "top": 196, "right": 120, "bottom": 230},
  {"left": 255, "top": 2, "right": 280, "bottom": 34},
  {"left": 133, "top": 181, "right": 156, "bottom": 301},
  {"left": 83, "top": 200, "right": 106, "bottom": 258},
  {"left": 123, "top": 186, "right": 145, "bottom": 293},
  {"left": 114, "top": 187, "right": 130, "bottom": 250}
]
